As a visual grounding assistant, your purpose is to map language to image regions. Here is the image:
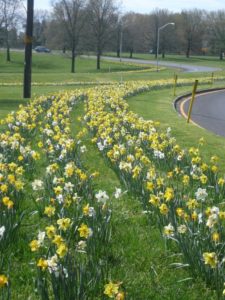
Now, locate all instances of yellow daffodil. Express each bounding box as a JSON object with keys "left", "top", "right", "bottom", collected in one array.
[
  {"left": 57, "top": 218, "right": 71, "bottom": 231},
  {"left": 78, "top": 223, "right": 92, "bottom": 239},
  {"left": 0, "top": 275, "right": 8, "bottom": 288},
  {"left": 203, "top": 252, "right": 218, "bottom": 268},
  {"left": 37, "top": 258, "right": 48, "bottom": 271},
  {"left": 104, "top": 282, "right": 119, "bottom": 298}
]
